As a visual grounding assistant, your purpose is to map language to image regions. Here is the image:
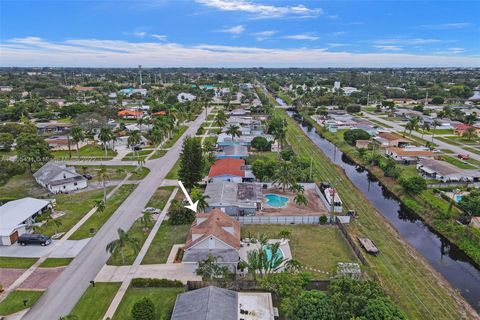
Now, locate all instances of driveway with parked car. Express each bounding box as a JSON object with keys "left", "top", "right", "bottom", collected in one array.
[{"left": 0, "top": 239, "right": 90, "bottom": 258}]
